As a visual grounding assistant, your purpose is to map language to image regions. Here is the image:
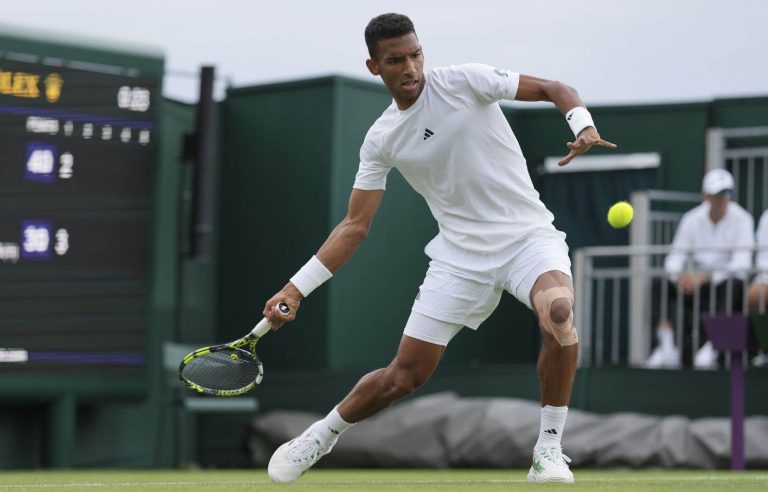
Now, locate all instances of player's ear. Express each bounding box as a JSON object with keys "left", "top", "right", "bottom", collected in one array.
[{"left": 366, "top": 58, "right": 380, "bottom": 76}]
